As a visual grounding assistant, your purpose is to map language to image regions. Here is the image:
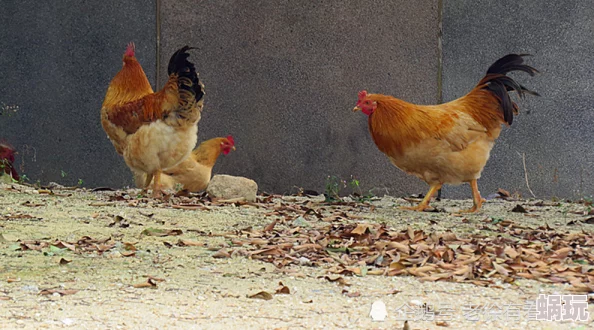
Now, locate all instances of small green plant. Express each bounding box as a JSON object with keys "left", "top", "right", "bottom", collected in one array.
[
  {"left": 18, "top": 174, "right": 30, "bottom": 184},
  {"left": 324, "top": 175, "right": 375, "bottom": 203},
  {"left": 77, "top": 178, "right": 84, "bottom": 186},
  {"left": 61, "top": 170, "right": 67, "bottom": 178},
  {"left": 325, "top": 175, "right": 346, "bottom": 202}
]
